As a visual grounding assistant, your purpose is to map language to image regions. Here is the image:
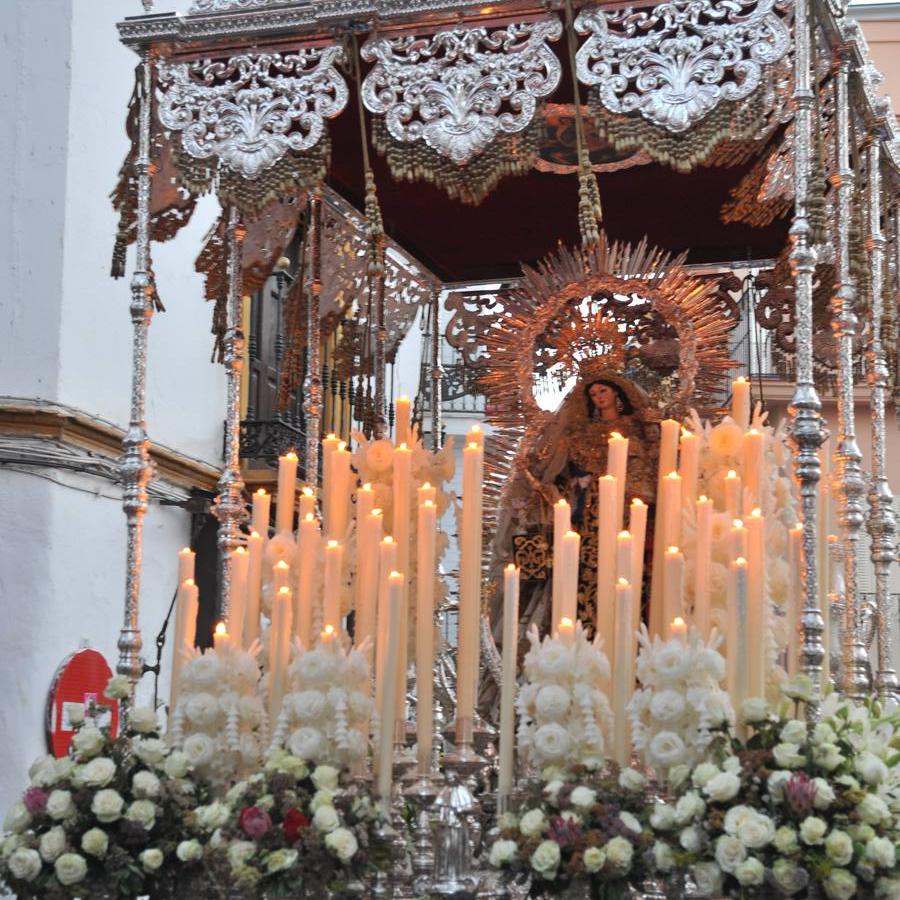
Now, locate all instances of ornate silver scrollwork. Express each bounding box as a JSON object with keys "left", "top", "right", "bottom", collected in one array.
[
  {"left": 156, "top": 48, "right": 347, "bottom": 180},
  {"left": 361, "top": 19, "right": 562, "bottom": 165},
  {"left": 575, "top": 0, "right": 789, "bottom": 133},
  {"left": 188, "top": 0, "right": 288, "bottom": 11}
]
